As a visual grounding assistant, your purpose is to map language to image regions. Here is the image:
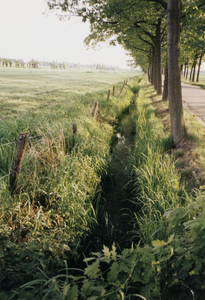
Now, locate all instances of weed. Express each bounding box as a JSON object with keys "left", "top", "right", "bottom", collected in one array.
[
  {"left": 174, "top": 148, "right": 184, "bottom": 158},
  {"left": 175, "top": 158, "right": 185, "bottom": 169}
]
